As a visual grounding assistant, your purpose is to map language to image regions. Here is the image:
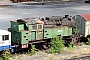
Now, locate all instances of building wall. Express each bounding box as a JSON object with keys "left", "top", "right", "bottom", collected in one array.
[
  {"left": 85, "top": 21, "right": 90, "bottom": 37},
  {"left": 74, "top": 15, "right": 85, "bottom": 35},
  {"left": 74, "top": 15, "right": 90, "bottom": 37}
]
